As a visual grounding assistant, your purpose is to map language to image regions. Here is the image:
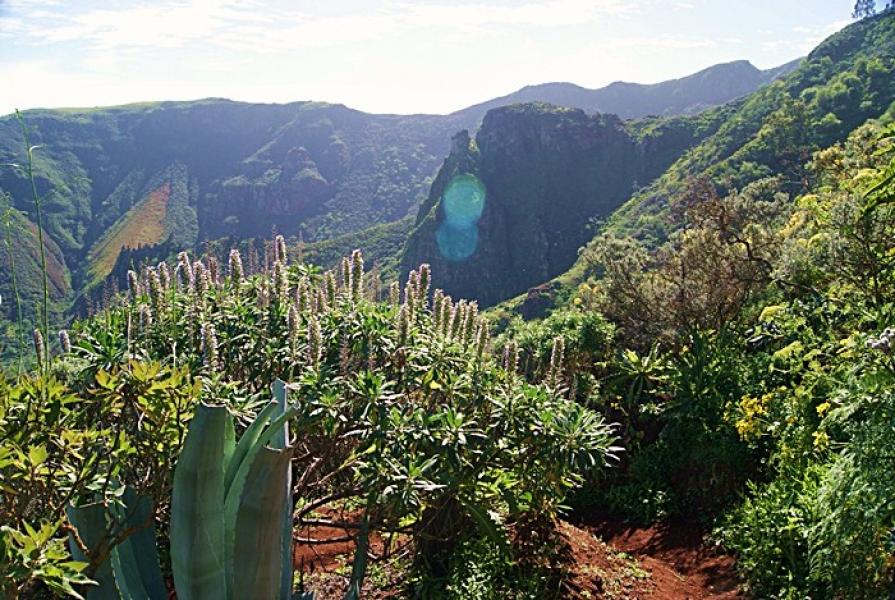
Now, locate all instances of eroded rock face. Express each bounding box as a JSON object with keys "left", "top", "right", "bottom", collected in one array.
[{"left": 401, "top": 103, "right": 702, "bottom": 307}]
